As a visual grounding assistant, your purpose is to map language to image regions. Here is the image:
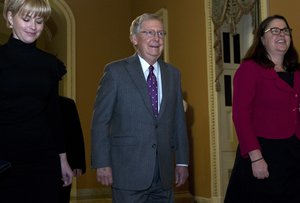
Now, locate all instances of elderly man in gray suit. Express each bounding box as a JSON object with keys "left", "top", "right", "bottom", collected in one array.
[{"left": 91, "top": 13, "right": 189, "bottom": 203}]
